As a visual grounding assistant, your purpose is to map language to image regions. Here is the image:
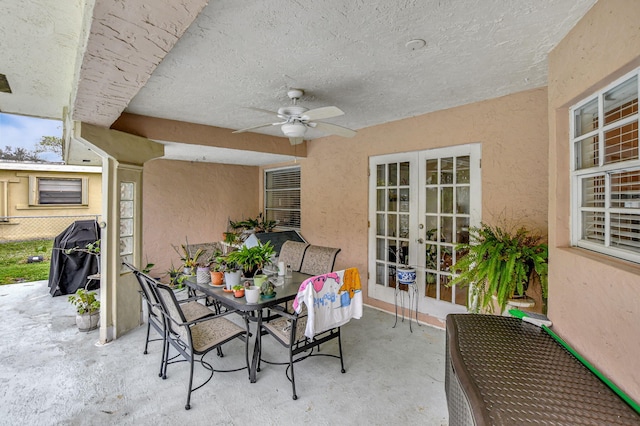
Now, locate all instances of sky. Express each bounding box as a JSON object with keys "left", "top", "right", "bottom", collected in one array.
[{"left": 0, "top": 112, "right": 63, "bottom": 162}]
